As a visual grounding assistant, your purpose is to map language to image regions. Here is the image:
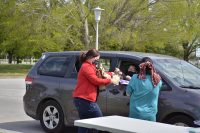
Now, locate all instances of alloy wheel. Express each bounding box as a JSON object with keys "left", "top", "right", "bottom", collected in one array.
[{"left": 43, "top": 106, "right": 59, "bottom": 129}]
